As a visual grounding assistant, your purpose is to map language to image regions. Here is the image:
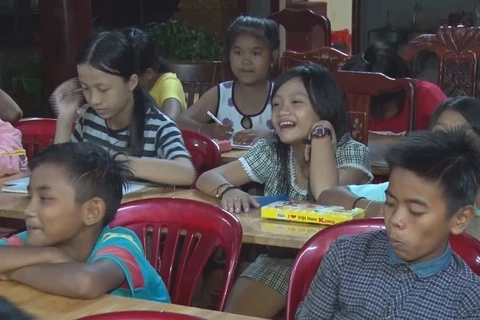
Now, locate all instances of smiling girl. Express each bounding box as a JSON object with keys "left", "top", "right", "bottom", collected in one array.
[
  {"left": 53, "top": 30, "right": 195, "bottom": 186},
  {"left": 196, "top": 63, "right": 372, "bottom": 318},
  {"left": 177, "top": 16, "right": 279, "bottom": 145}
]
